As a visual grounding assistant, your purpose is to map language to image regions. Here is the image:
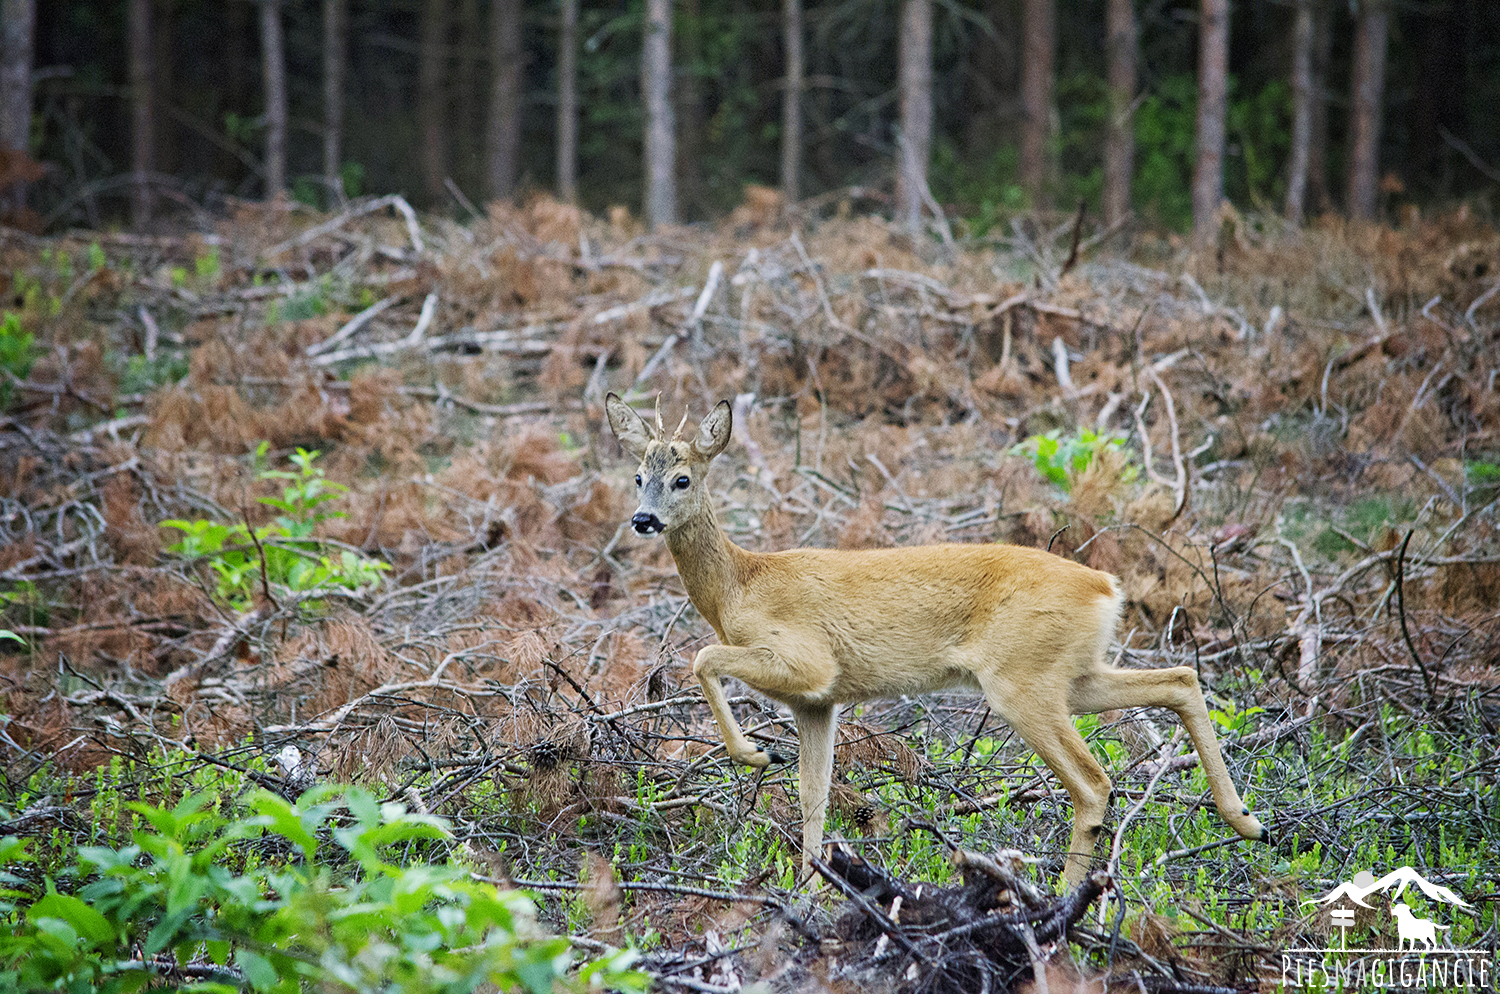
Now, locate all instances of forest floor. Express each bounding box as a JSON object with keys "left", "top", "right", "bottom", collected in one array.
[{"left": 1, "top": 191, "right": 1498, "bottom": 992}]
